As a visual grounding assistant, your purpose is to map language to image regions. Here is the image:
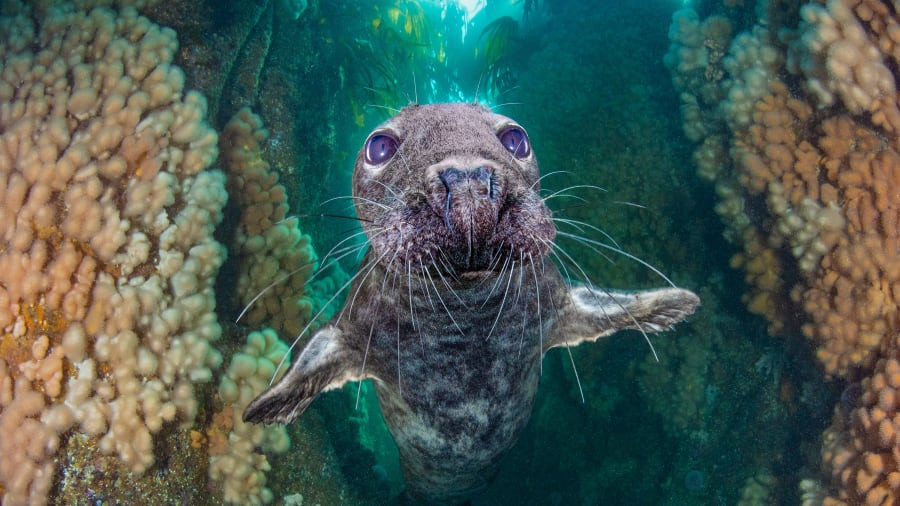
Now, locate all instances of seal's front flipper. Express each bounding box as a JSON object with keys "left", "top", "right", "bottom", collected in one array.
[
  {"left": 243, "top": 325, "right": 362, "bottom": 424},
  {"left": 547, "top": 286, "right": 700, "bottom": 351}
]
